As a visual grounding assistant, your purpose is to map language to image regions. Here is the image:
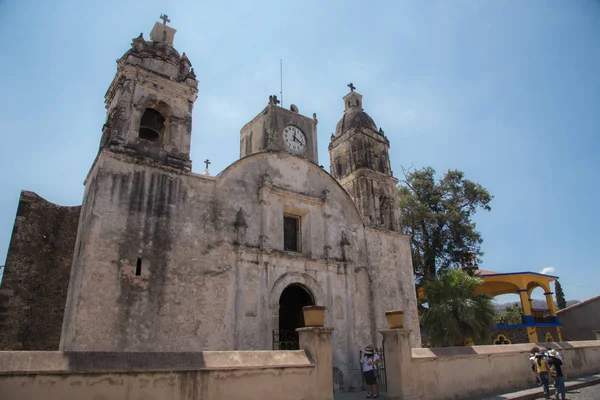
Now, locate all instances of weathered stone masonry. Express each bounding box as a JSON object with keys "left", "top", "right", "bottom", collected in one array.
[{"left": 0, "top": 191, "right": 80, "bottom": 350}]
